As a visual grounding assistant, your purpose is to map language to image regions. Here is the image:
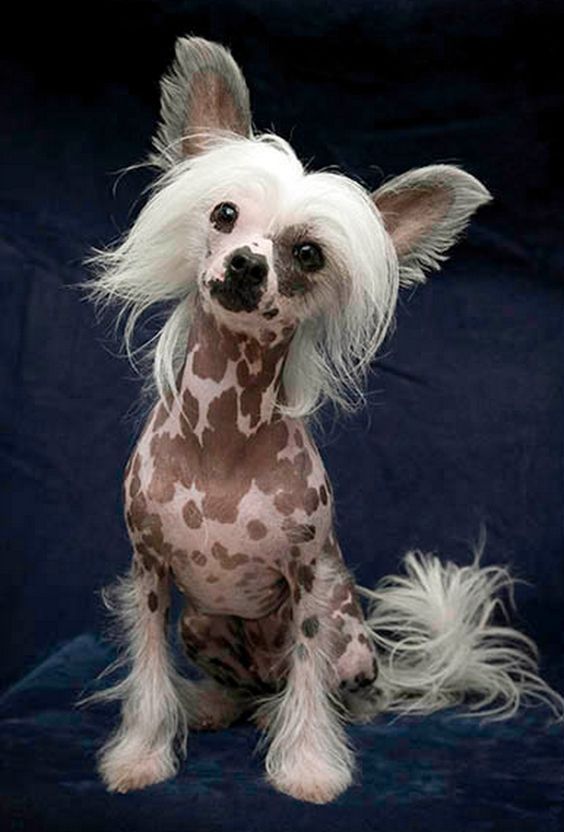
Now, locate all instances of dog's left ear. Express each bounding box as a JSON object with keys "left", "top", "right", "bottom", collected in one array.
[
  {"left": 372, "top": 165, "right": 491, "bottom": 286},
  {"left": 152, "top": 36, "right": 252, "bottom": 167}
]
